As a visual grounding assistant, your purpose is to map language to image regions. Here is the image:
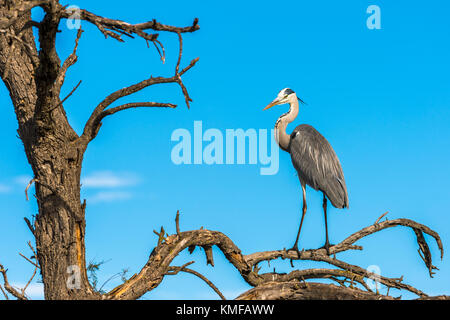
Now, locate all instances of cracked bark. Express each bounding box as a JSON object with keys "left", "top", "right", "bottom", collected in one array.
[{"left": 0, "top": 0, "right": 198, "bottom": 300}]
